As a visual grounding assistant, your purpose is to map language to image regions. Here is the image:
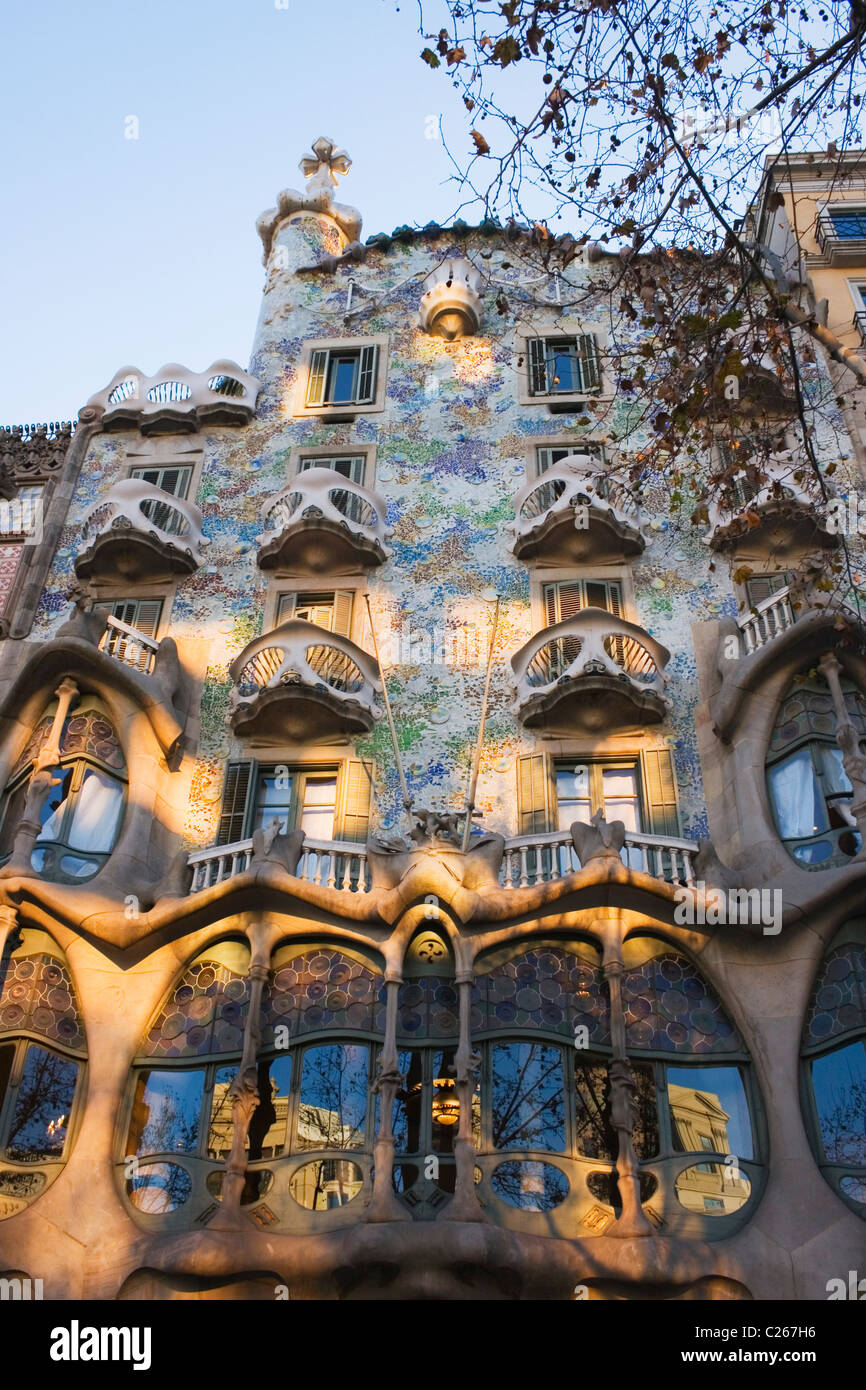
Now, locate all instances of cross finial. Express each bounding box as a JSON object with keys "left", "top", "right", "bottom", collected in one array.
[{"left": 299, "top": 136, "right": 352, "bottom": 195}]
